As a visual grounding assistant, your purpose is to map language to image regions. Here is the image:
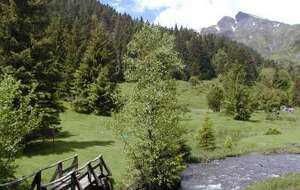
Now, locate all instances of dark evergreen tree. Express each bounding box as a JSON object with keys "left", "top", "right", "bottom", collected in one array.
[
  {"left": 72, "top": 15, "right": 118, "bottom": 115},
  {"left": 197, "top": 116, "right": 216, "bottom": 151},
  {"left": 0, "top": 0, "right": 62, "bottom": 138}
]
